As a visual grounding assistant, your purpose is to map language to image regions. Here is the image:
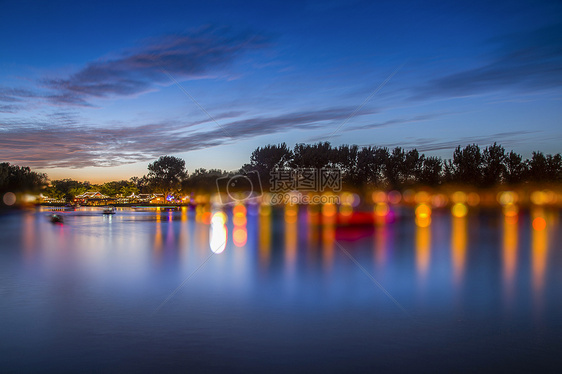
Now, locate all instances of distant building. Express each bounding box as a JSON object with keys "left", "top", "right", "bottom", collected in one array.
[
  {"left": 74, "top": 191, "right": 114, "bottom": 206},
  {"left": 150, "top": 194, "right": 166, "bottom": 204}
]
